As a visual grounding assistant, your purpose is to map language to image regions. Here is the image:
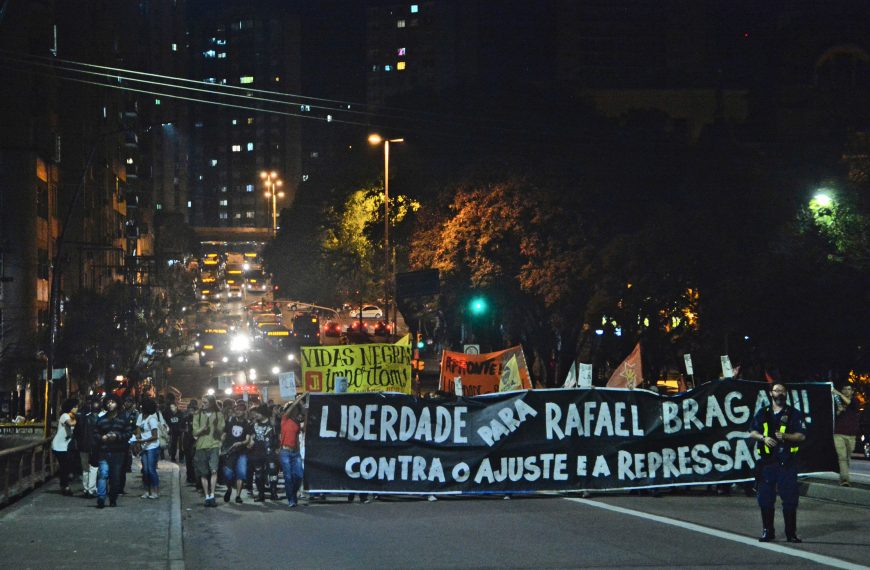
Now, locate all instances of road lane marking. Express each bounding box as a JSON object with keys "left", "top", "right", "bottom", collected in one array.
[{"left": 565, "top": 498, "right": 866, "bottom": 570}]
